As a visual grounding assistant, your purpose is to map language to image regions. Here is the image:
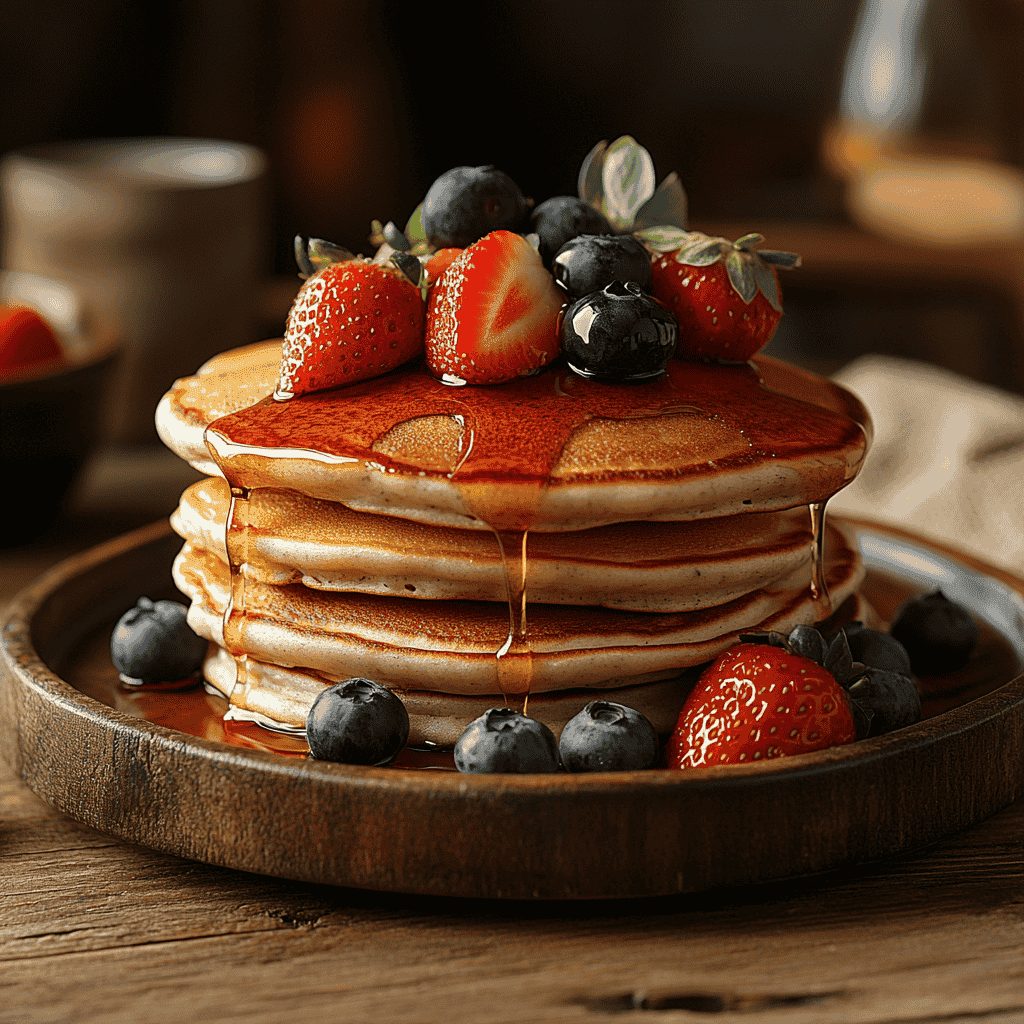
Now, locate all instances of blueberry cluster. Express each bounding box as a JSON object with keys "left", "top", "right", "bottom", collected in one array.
[
  {"left": 414, "top": 165, "right": 678, "bottom": 382},
  {"left": 454, "top": 702, "right": 659, "bottom": 774},
  {"left": 551, "top": 233, "right": 676, "bottom": 382}
]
